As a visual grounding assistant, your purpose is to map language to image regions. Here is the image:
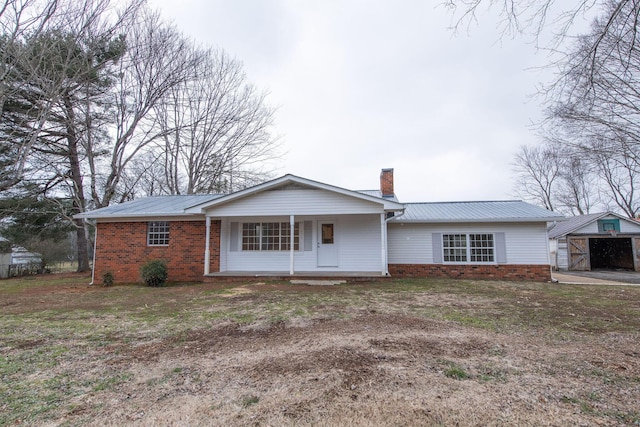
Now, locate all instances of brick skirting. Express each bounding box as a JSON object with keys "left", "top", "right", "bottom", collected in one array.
[
  {"left": 388, "top": 264, "right": 551, "bottom": 282},
  {"left": 94, "top": 220, "right": 220, "bottom": 284}
]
